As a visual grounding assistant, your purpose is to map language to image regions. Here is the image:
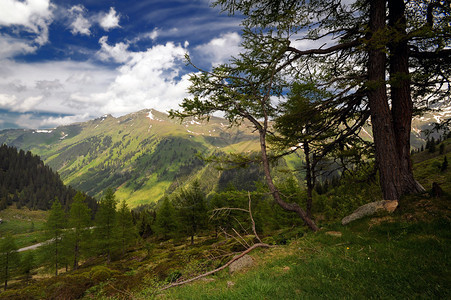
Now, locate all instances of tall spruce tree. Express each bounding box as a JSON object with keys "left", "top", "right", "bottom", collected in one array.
[
  {"left": 67, "top": 192, "right": 91, "bottom": 270},
  {"left": 43, "top": 198, "right": 68, "bottom": 276},
  {"left": 116, "top": 200, "right": 137, "bottom": 255},
  {"left": 94, "top": 188, "right": 118, "bottom": 263},
  {"left": 0, "top": 234, "right": 20, "bottom": 290},
  {"left": 154, "top": 197, "right": 179, "bottom": 240}
]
